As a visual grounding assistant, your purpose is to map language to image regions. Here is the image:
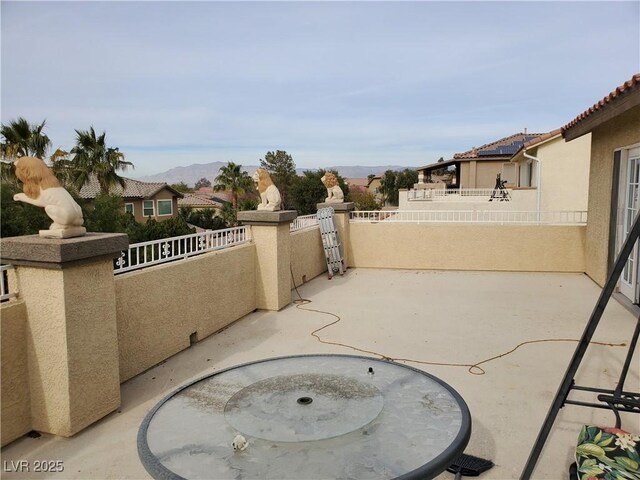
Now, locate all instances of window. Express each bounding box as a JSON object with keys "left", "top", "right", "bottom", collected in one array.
[
  {"left": 124, "top": 203, "right": 134, "bottom": 215},
  {"left": 157, "top": 199, "right": 173, "bottom": 216},
  {"left": 143, "top": 200, "right": 154, "bottom": 217}
]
